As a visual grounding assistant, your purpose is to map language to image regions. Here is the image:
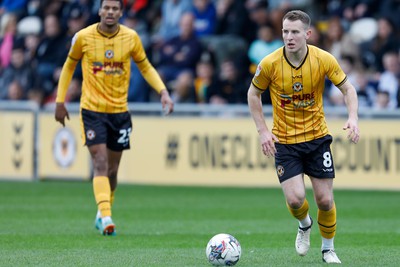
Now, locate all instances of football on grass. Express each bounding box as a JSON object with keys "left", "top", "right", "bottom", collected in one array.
[{"left": 206, "top": 233, "right": 241, "bottom": 266}]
